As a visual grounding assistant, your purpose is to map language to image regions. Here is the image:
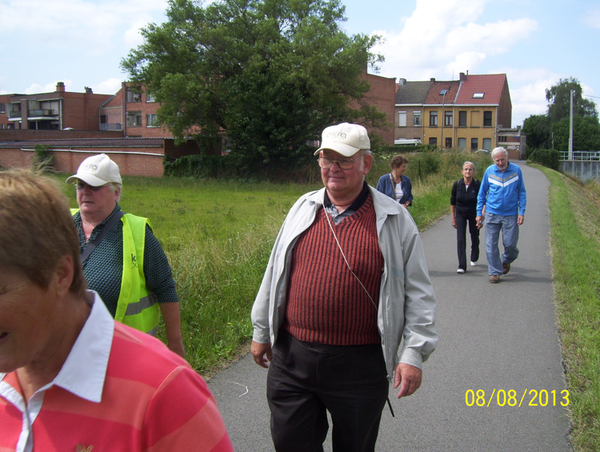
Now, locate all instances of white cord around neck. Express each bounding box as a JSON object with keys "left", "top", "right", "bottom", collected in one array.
[{"left": 324, "top": 209, "right": 378, "bottom": 311}]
